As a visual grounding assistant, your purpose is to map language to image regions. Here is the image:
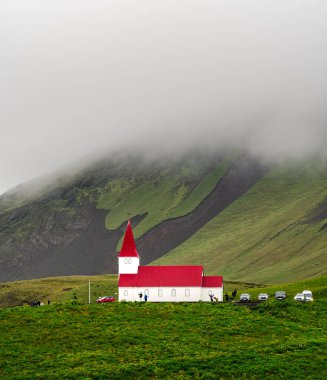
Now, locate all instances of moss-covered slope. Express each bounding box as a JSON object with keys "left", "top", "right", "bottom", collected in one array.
[
  {"left": 0, "top": 153, "right": 326, "bottom": 284},
  {"left": 153, "top": 162, "right": 327, "bottom": 283}
]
